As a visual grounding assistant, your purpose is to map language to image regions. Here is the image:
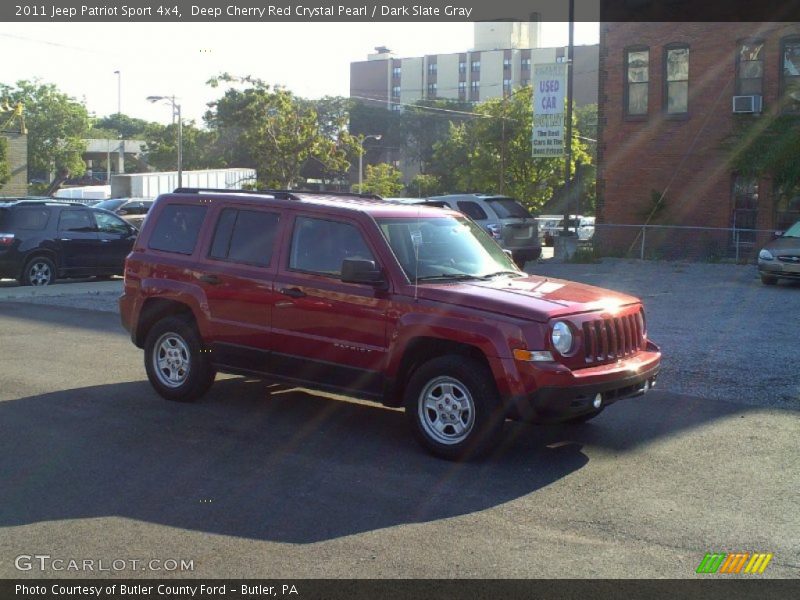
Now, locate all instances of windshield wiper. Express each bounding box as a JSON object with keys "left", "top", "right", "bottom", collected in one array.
[
  {"left": 481, "top": 270, "right": 524, "bottom": 278},
  {"left": 415, "top": 273, "right": 484, "bottom": 282}
]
